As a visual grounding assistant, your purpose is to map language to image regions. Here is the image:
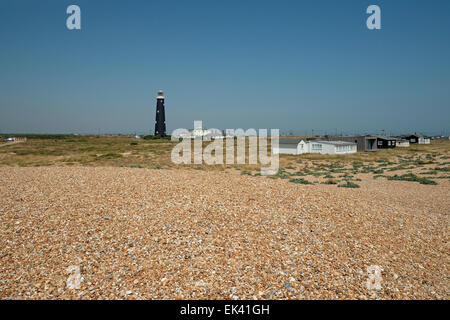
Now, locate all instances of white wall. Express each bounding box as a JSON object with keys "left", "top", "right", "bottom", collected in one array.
[
  {"left": 297, "top": 141, "right": 308, "bottom": 154},
  {"left": 306, "top": 142, "right": 356, "bottom": 155},
  {"left": 273, "top": 146, "right": 298, "bottom": 155},
  {"left": 419, "top": 138, "right": 430, "bottom": 144},
  {"left": 273, "top": 141, "right": 356, "bottom": 155},
  {"left": 308, "top": 142, "right": 334, "bottom": 154},
  {"left": 334, "top": 144, "right": 357, "bottom": 154}
]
